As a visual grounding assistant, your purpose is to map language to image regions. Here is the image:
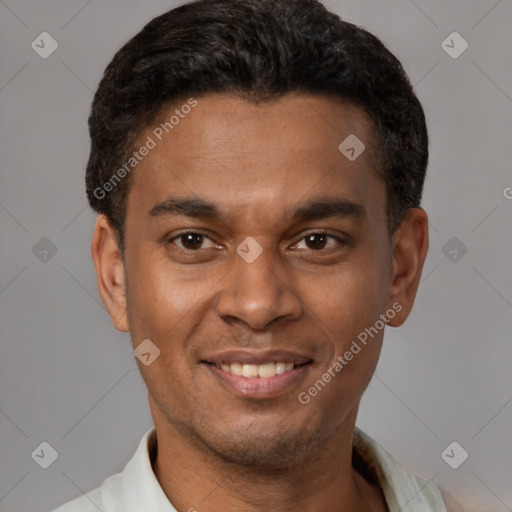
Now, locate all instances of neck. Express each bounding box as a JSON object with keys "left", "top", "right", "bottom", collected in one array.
[{"left": 149, "top": 401, "right": 387, "bottom": 512}]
